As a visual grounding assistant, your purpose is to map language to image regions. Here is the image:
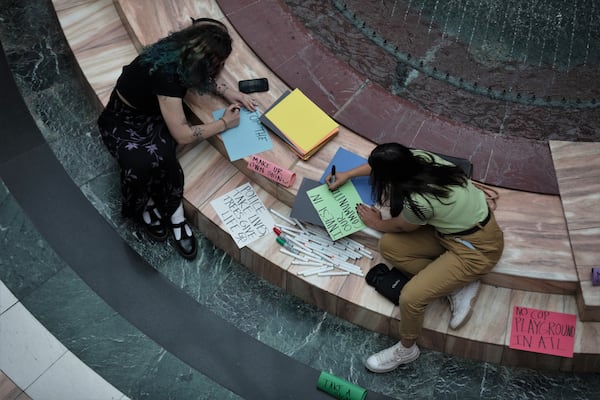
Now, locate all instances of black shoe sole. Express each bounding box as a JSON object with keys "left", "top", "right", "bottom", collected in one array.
[
  {"left": 143, "top": 224, "right": 169, "bottom": 242},
  {"left": 173, "top": 239, "right": 197, "bottom": 260}
]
